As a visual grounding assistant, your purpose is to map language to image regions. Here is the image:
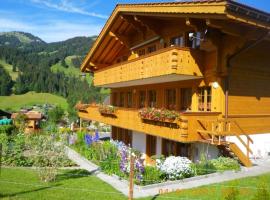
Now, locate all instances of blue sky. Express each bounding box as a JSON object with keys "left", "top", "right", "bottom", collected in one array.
[{"left": 0, "top": 0, "right": 269, "bottom": 42}]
